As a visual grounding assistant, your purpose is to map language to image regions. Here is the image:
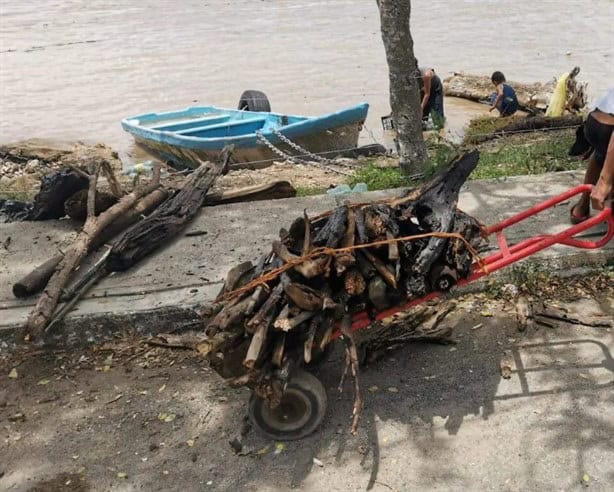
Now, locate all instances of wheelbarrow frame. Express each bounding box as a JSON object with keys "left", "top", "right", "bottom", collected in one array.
[
  {"left": 248, "top": 184, "right": 613, "bottom": 440},
  {"left": 333, "top": 183, "right": 613, "bottom": 338}
]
